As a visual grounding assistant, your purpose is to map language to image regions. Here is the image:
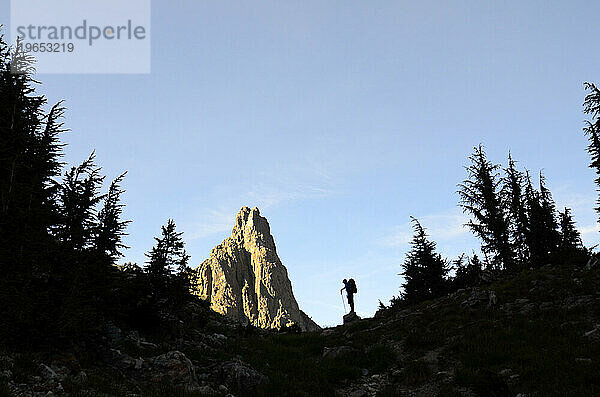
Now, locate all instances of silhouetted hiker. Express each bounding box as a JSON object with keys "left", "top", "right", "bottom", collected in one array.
[{"left": 341, "top": 278, "right": 357, "bottom": 313}]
